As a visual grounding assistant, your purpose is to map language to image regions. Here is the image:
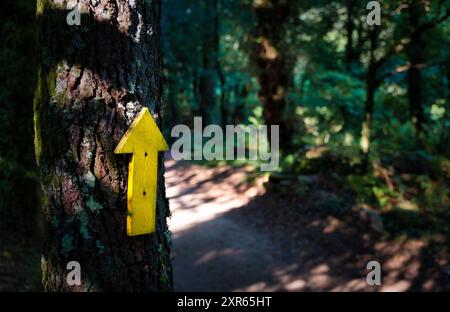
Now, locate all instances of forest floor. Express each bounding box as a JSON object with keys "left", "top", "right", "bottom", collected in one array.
[{"left": 167, "top": 160, "right": 450, "bottom": 291}]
